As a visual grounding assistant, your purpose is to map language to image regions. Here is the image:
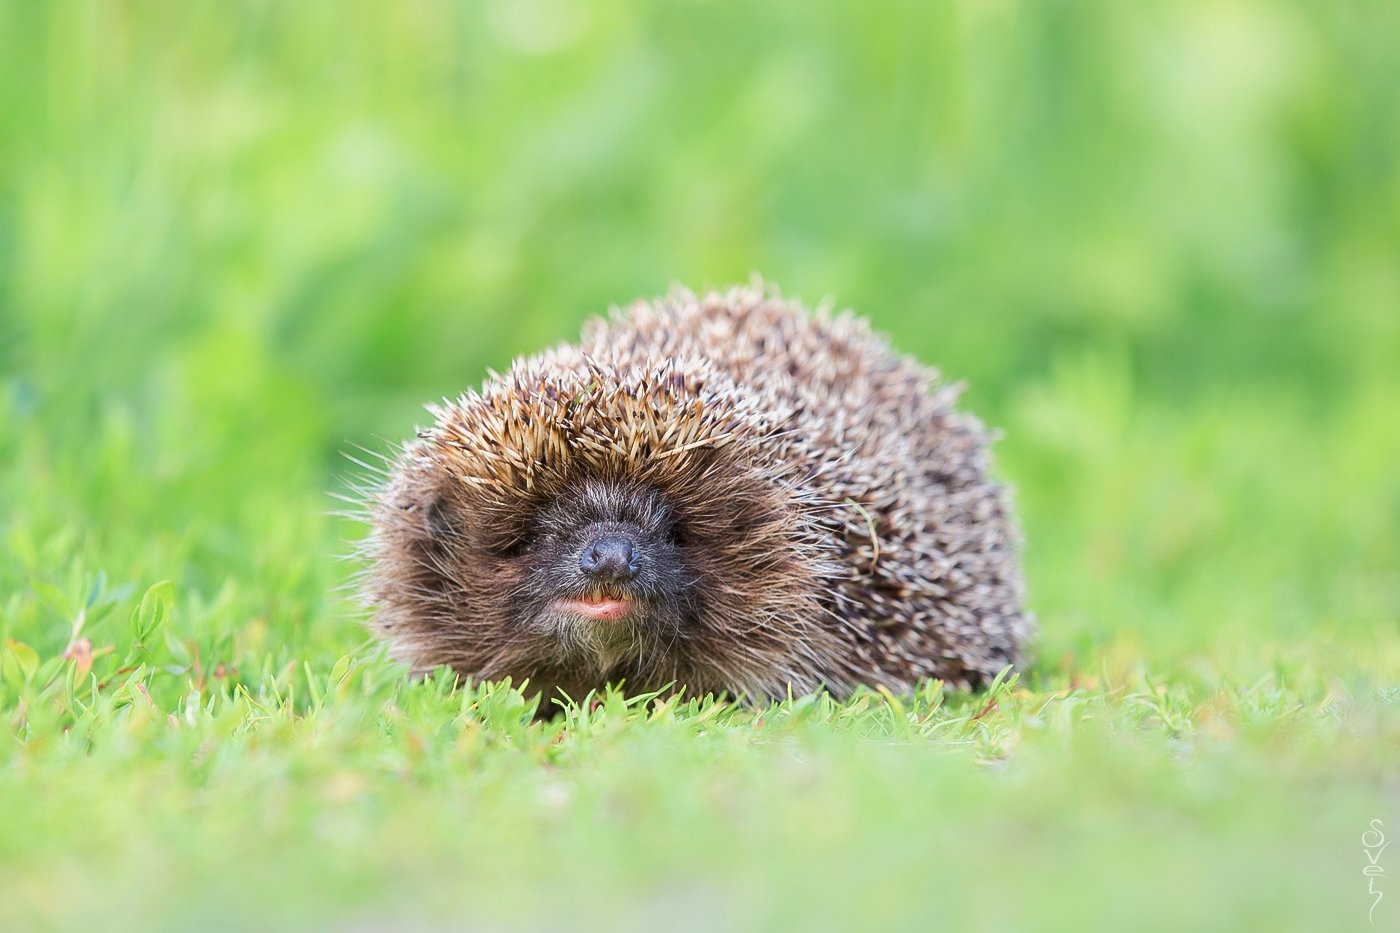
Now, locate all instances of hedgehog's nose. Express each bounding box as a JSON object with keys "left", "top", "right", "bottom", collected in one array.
[{"left": 579, "top": 536, "right": 639, "bottom": 582}]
